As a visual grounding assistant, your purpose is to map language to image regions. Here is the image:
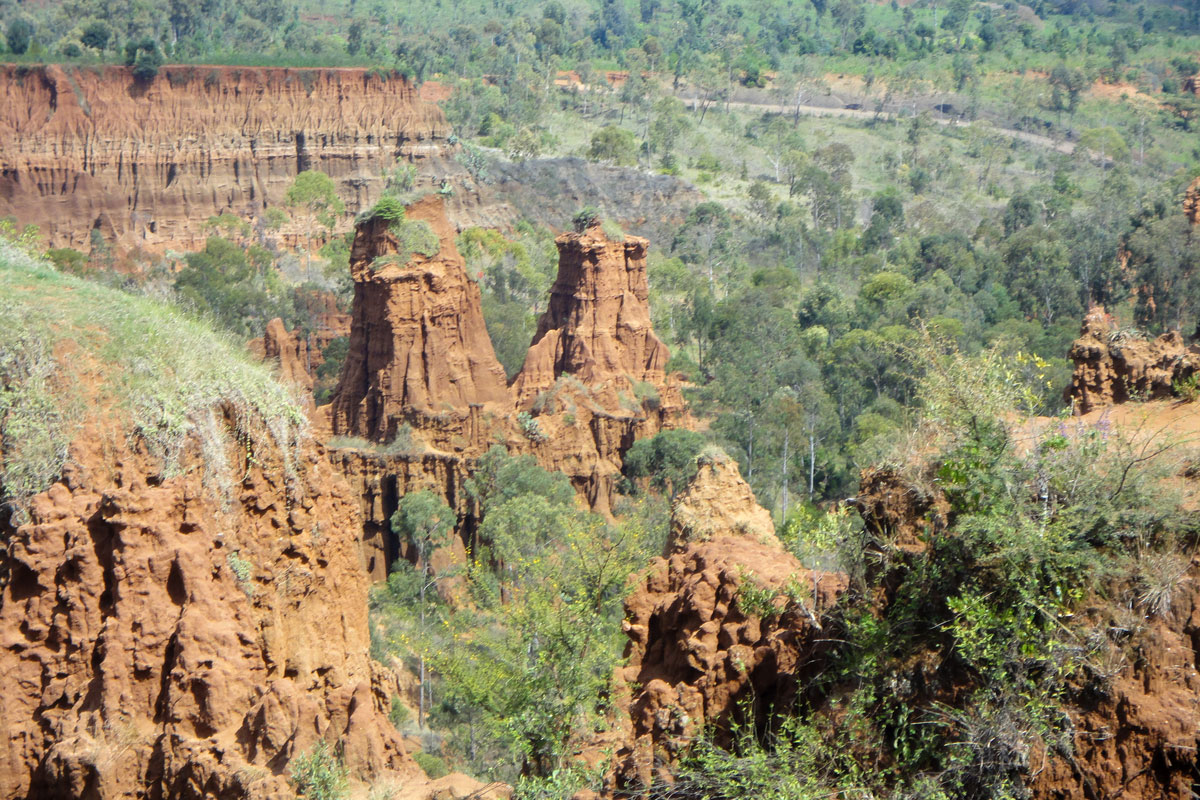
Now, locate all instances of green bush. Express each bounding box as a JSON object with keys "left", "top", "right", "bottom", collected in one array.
[
  {"left": 571, "top": 207, "right": 601, "bottom": 233},
  {"left": 413, "top": 751, "right": 449, "bottom": 780},
  {"left": 288, "top": 740, "right": 348, "bottom": 800},
  {"left": 124, "top": 37, "right": 163, "bottom": 81},
  {"left": 621, "top": 428, "right": 705, "bottom": 498}
]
